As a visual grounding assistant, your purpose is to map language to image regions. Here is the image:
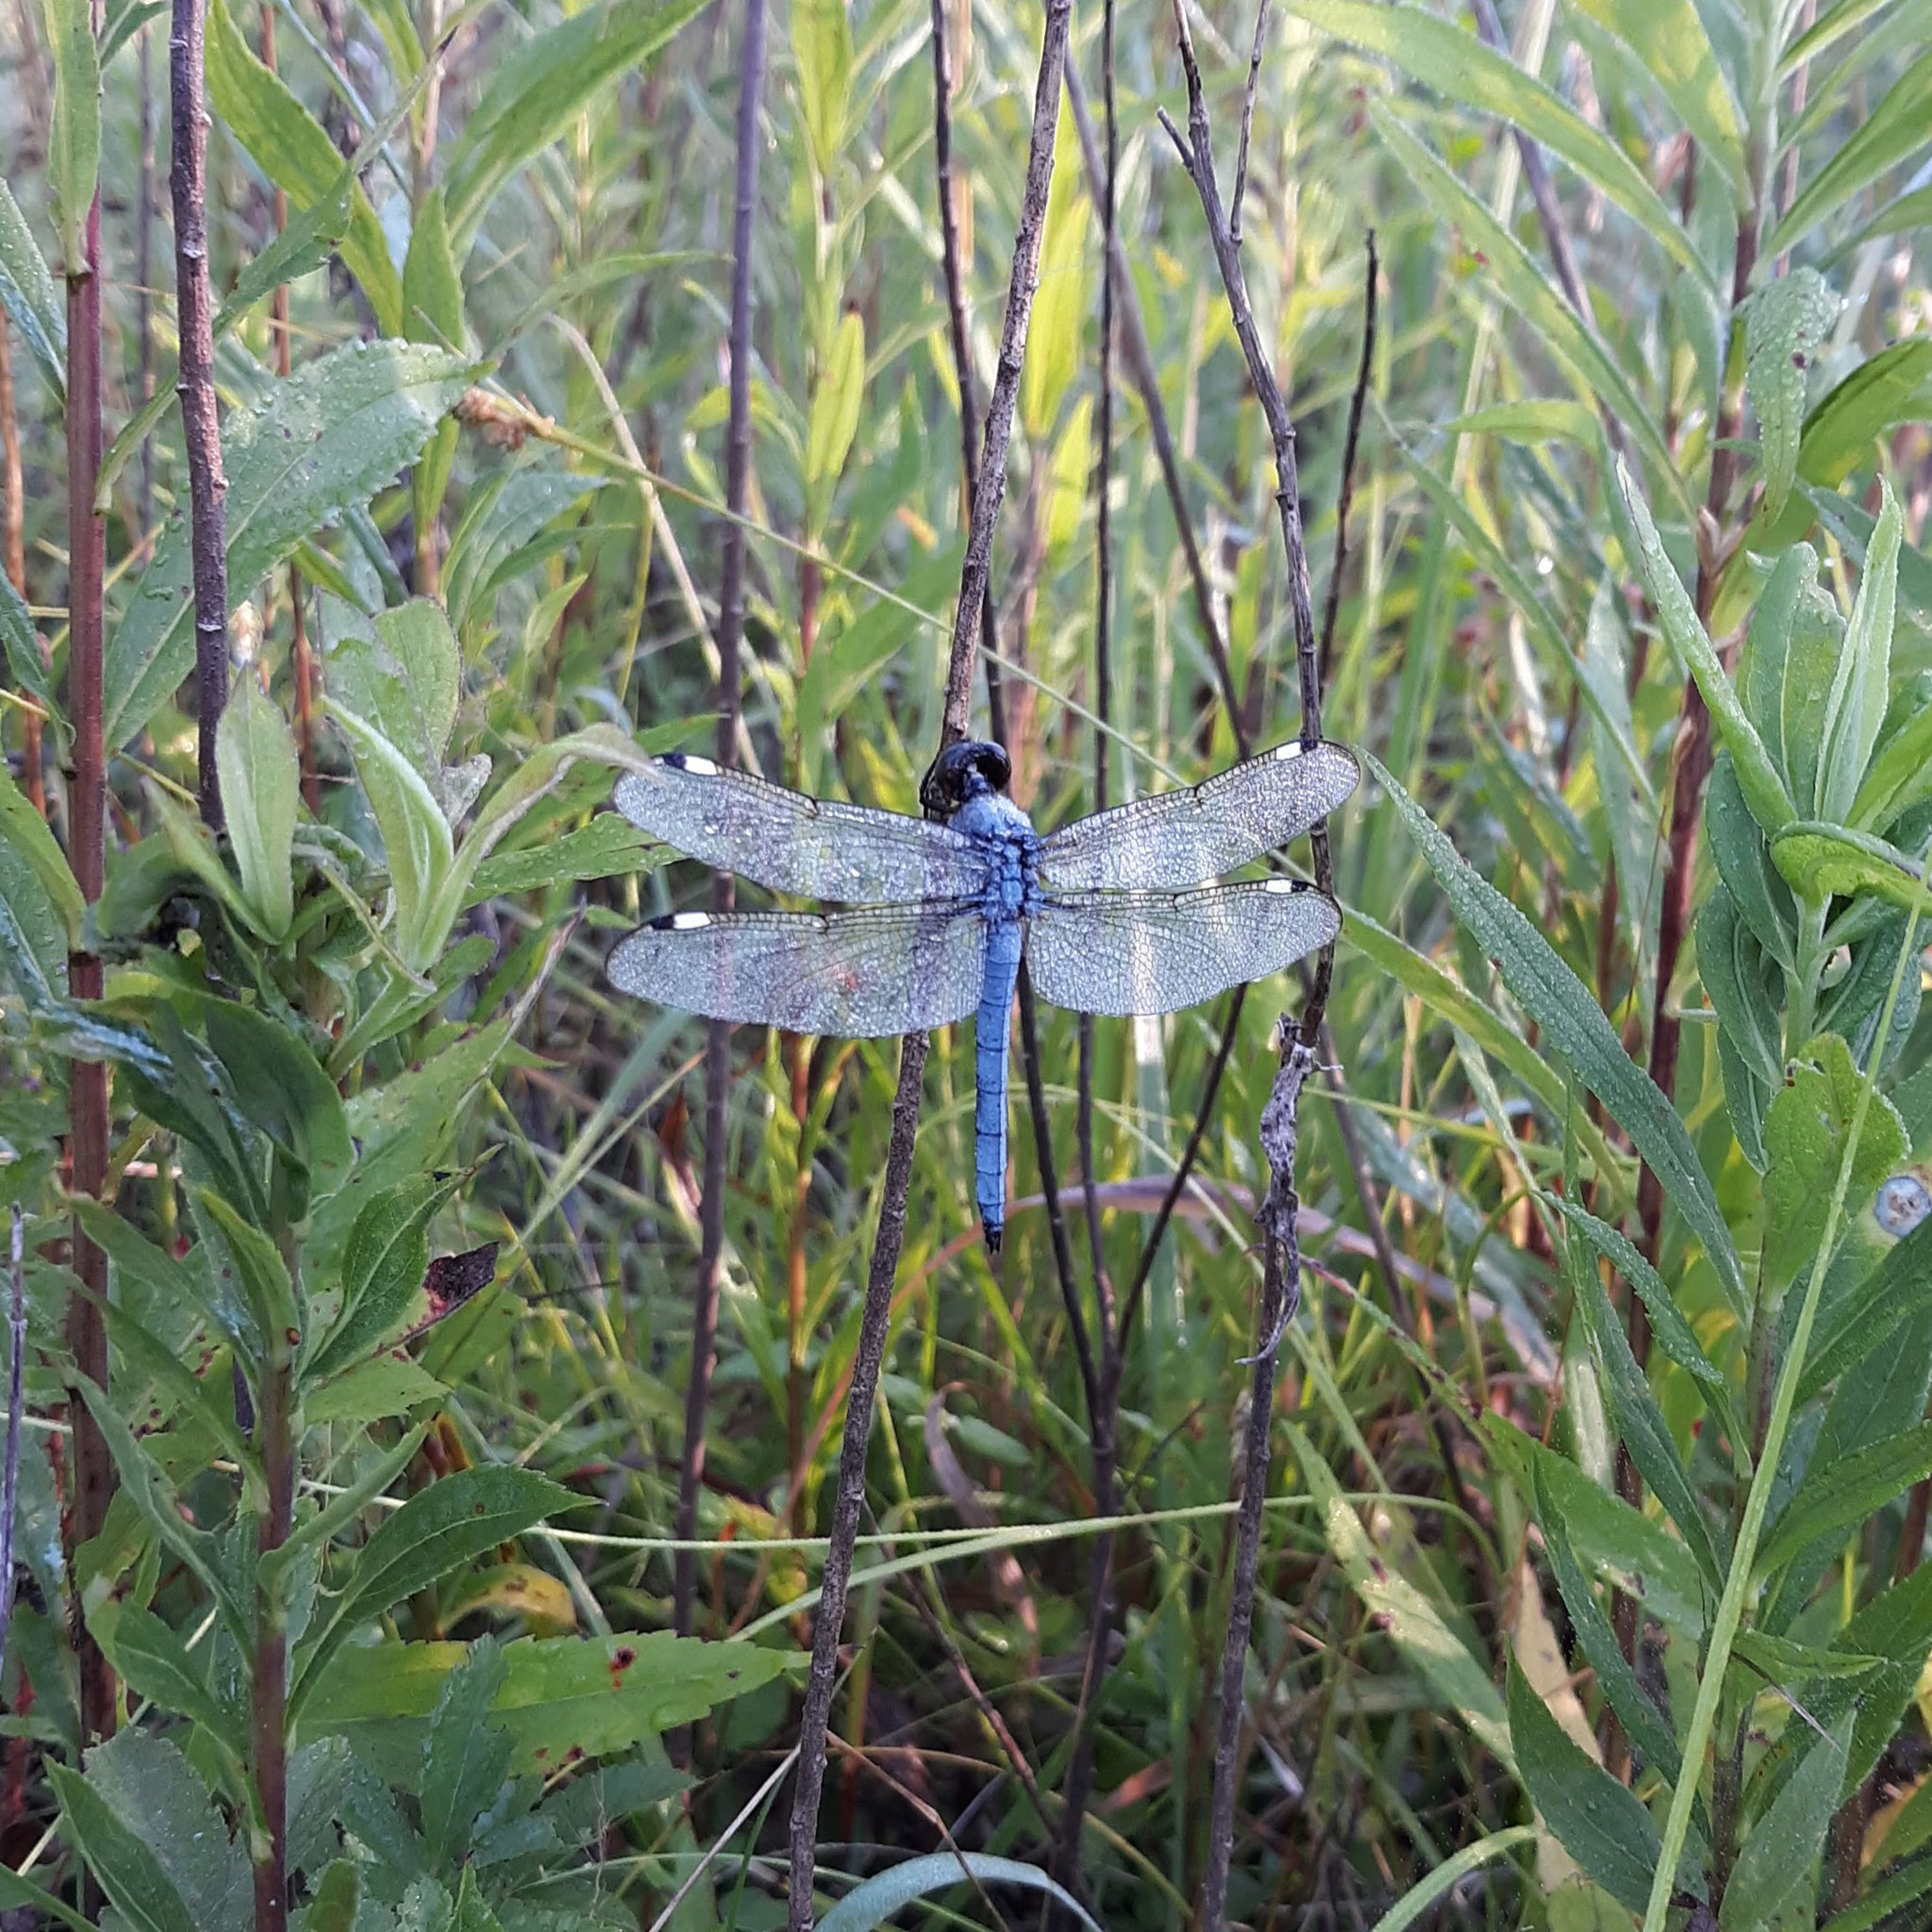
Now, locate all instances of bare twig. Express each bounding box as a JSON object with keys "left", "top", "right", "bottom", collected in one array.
[
  {"left": 172, "top": 0, "right": 230, "bottom": 828},
  {"left": 786, "top": 4, "right": 1073, "bottom": 1920},
  {"left": 929, "top": 0, "right": 1006, "bottom": 742},
  {"left": 0, "top": 1209, "right": 24, "bottom": 1686},
  {"left": 1228, "top": 0, "right": 1273, "bottom": 244},
  {"left": 675, "top": 0, "right": 767, "bottom": 1670},
  {"left": 1316, "top": 234, "right": 1375, "bottom": 687}
]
